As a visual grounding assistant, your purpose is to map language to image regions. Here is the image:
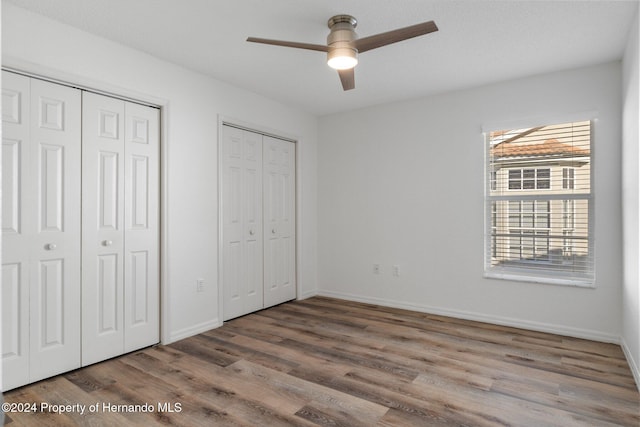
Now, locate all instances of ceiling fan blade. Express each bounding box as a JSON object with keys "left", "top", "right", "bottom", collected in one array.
[
  {"left": 338, "top": 68, "right": 355, "bottom": 91},
  {"left": 354, "top": 20, "right": 438, "bottom": 53},
  {"left": 246, "top": 37, "right": 328, "bottom": 52}
]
